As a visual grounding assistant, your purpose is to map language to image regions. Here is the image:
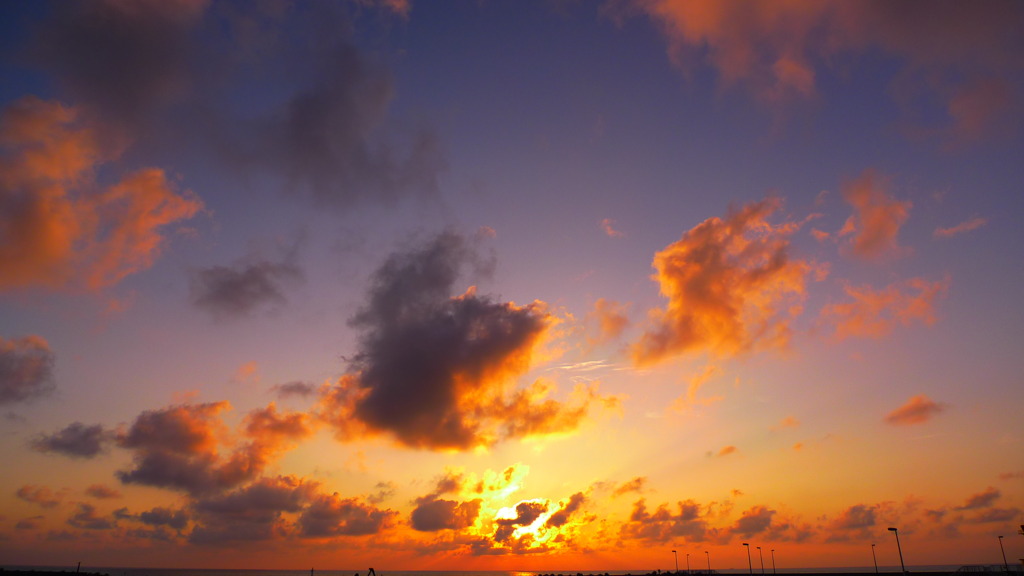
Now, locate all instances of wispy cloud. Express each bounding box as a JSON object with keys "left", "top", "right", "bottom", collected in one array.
[
  {"left": 885, "top": 394, "right": 946, "bottom": 426},
  {"left": 0, "top": 335, "right": 56, "bottom": 405},
  {"left": 822, "top": 277, "right": 948, "bottom": 340},
  {"left": 934, "top": 216, "right": 987, "bottom": 238},
  {"left": 0, "top": 98, "right": 202, "bottom": 291},
  {"left": 839, "top": 169, "right": 911, "bottom": 260}
]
